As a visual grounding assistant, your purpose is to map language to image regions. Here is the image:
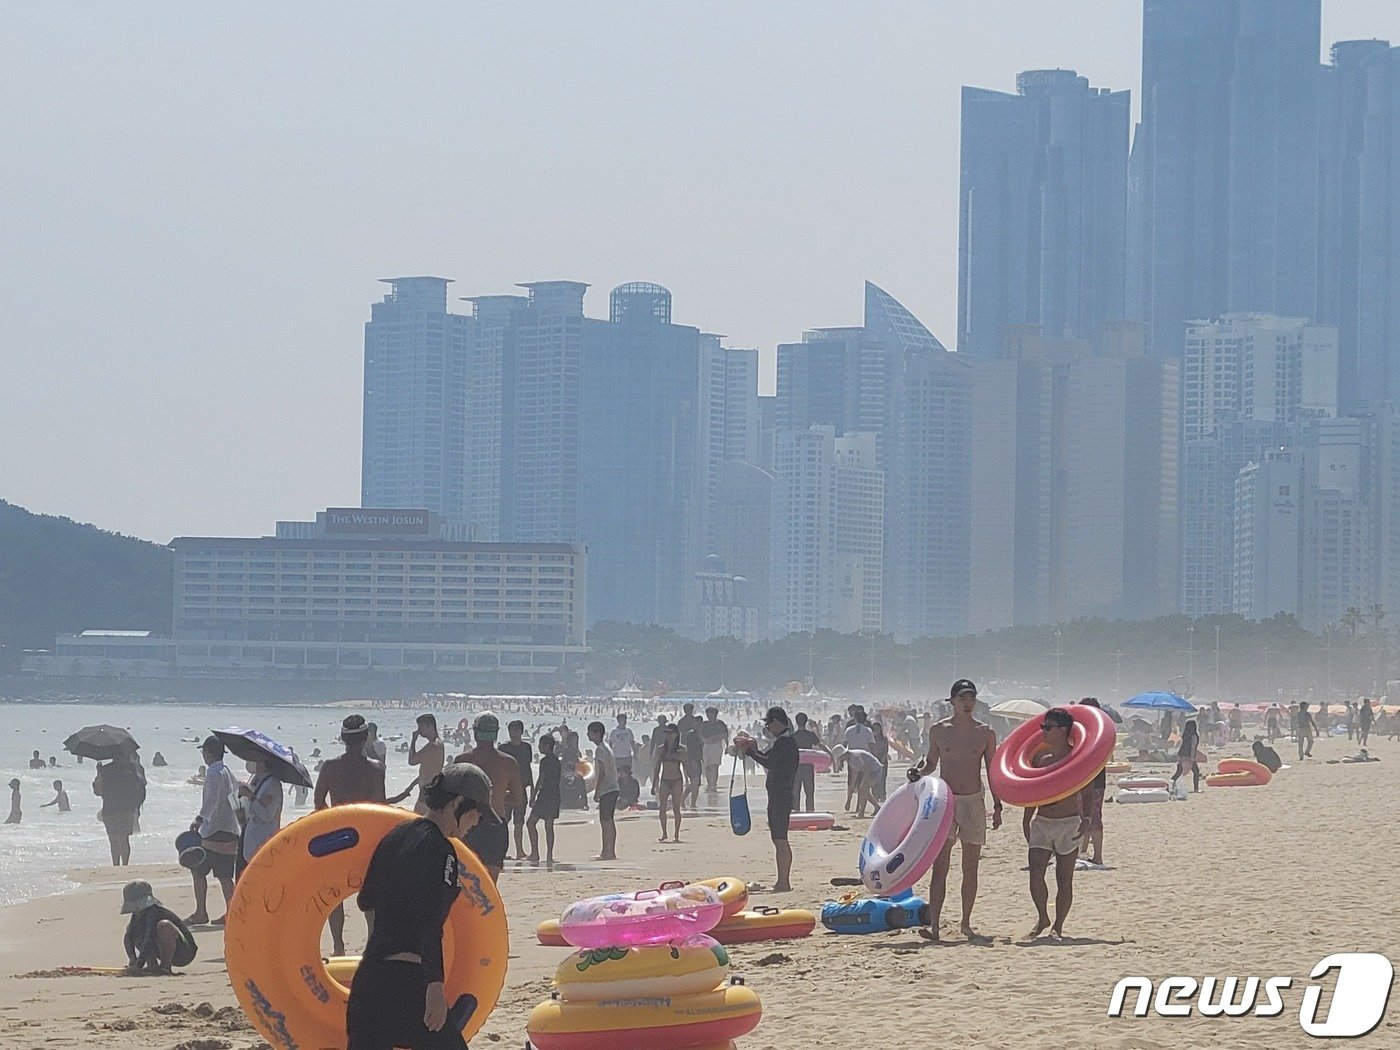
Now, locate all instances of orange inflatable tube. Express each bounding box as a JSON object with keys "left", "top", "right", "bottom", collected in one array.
[{"left": 226, "top": 804, "right": 508, "bottom": 1049}]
